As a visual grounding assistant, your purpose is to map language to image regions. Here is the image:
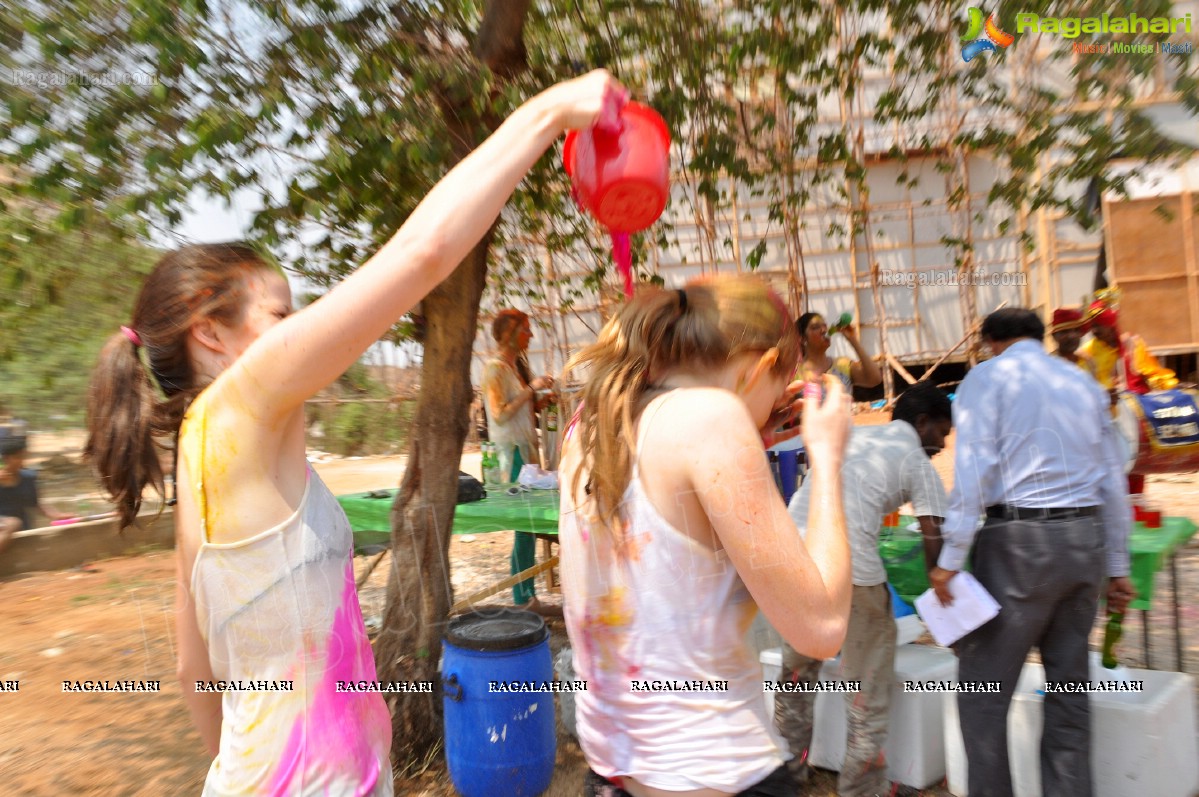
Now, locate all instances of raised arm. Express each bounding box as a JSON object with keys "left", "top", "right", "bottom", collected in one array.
[
  {"left": 843, "top": 326, "right": 883, "bottom": 388},
  {"left": 230, "top": 71, "right": 622, "bottom": 419},
  {"left": 688, "top": 379, "right": 853, "bottom": 660}
]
